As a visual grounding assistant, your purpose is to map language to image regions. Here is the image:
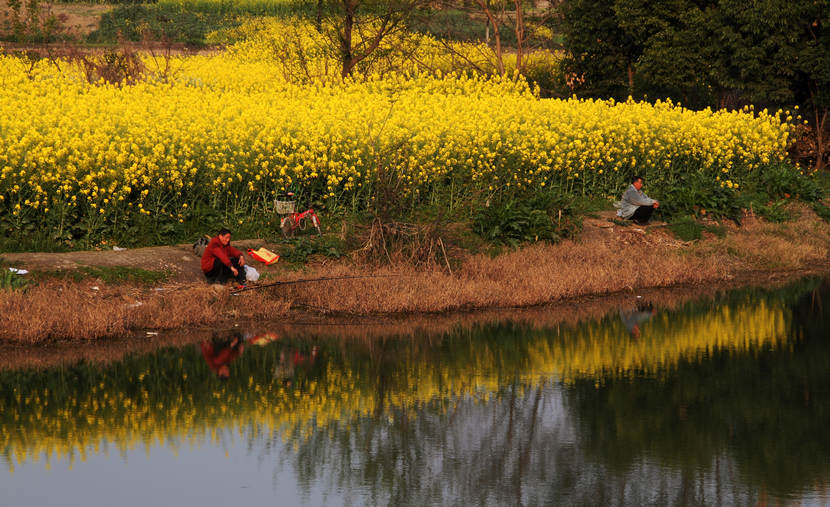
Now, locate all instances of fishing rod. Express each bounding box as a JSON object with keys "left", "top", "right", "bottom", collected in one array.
[{"left": 230, "top": 274, "right": 399, "bottom": 295}]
